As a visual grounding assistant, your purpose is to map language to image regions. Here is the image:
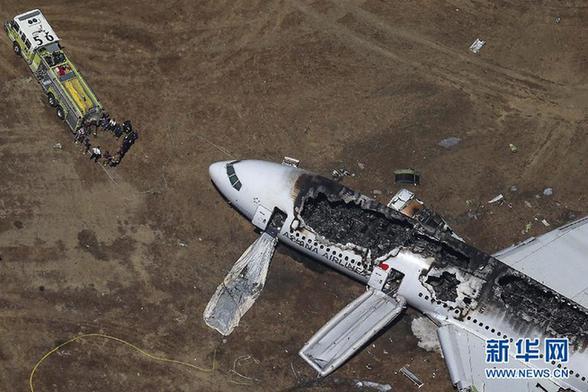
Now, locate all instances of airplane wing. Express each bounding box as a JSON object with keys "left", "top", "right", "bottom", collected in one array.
[
  {"left": 299, "top": 288, "right": 406, "bottom": 376},
  {"left": 438, "top": 324, "right": 567, "bottom": 392},
  {"left": 299, "top": 264, "right": 407, "bottom": 376},
  {"left": 493, "top": 216, "right": 588, "bottom": 309}
]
